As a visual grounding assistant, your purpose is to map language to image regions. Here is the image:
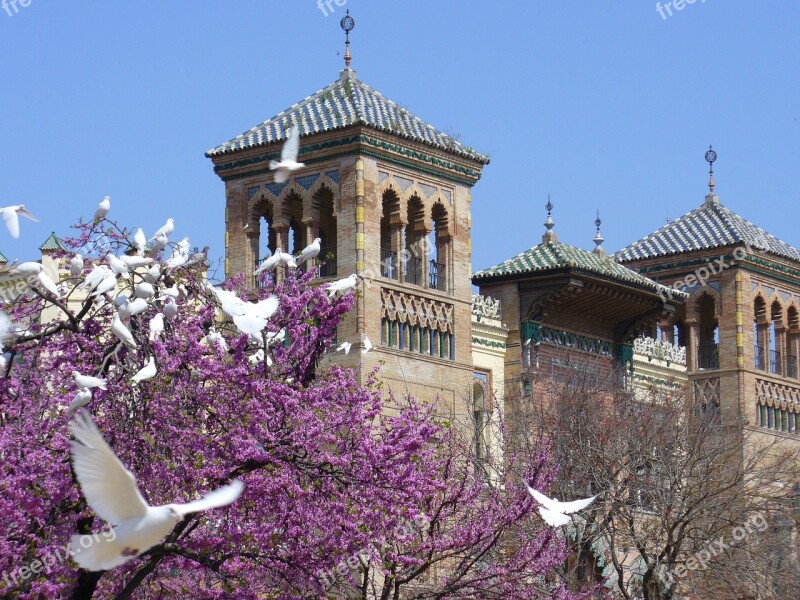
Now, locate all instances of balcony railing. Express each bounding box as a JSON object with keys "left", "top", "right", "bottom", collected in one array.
[
  {"left": 755, "top": 345, "right": 766, "bottom": 371},
  {"left": 787, "top": 355, "right": 798, "bottom": 379},
  {"left": 380, "top": 248, "right": 398, "bottom": 279},
  {"left": 428, "top": 260, "right": 446, "bottom": 292},
  {"left": 770, "top": 349, "right": 782, "bottom": 375},
  {"left": 698, "top": 342, "right": 719, "bottom": 370},
  {"left": 405, "top": 256, "right": 422, "bottom": 286}
]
